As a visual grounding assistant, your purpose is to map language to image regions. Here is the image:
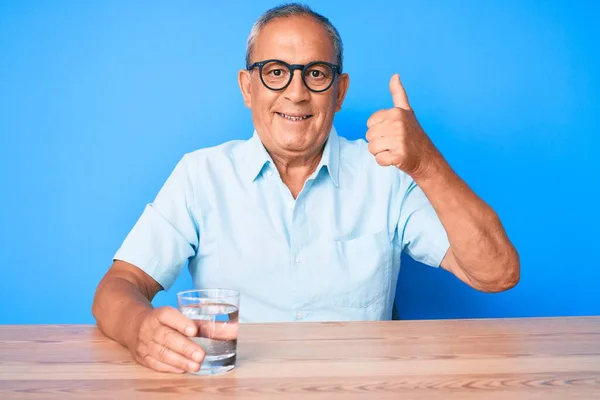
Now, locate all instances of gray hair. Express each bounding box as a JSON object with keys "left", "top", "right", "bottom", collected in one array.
[{"left": 245, "top": 3, "right": 344, "bottom": 72}]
